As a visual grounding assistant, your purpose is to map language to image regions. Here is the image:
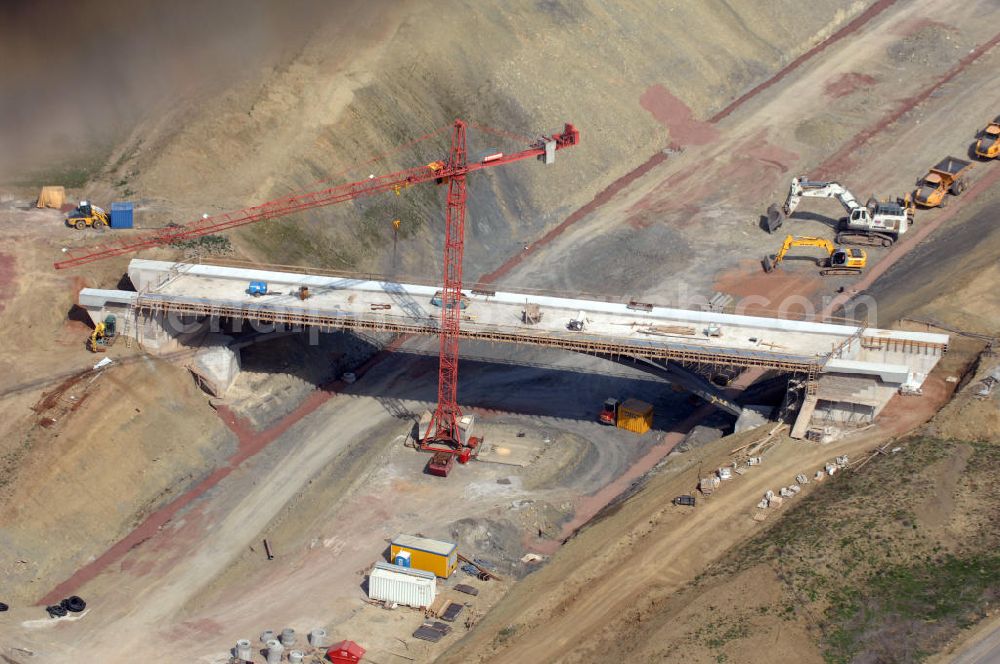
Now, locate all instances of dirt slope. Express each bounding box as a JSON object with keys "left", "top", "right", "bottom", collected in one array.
[
  {"left": 0, "top": 0, "right": 869, "bottom": 612},
  {"left": 440, "top": 156, "right": 1000, "bottom": 664},
  {"left": 0, "top": 208, "right": 237, "bottom": 606},
  {"left": 29, "top": 0, "right": 865, "bottom": 280}
]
